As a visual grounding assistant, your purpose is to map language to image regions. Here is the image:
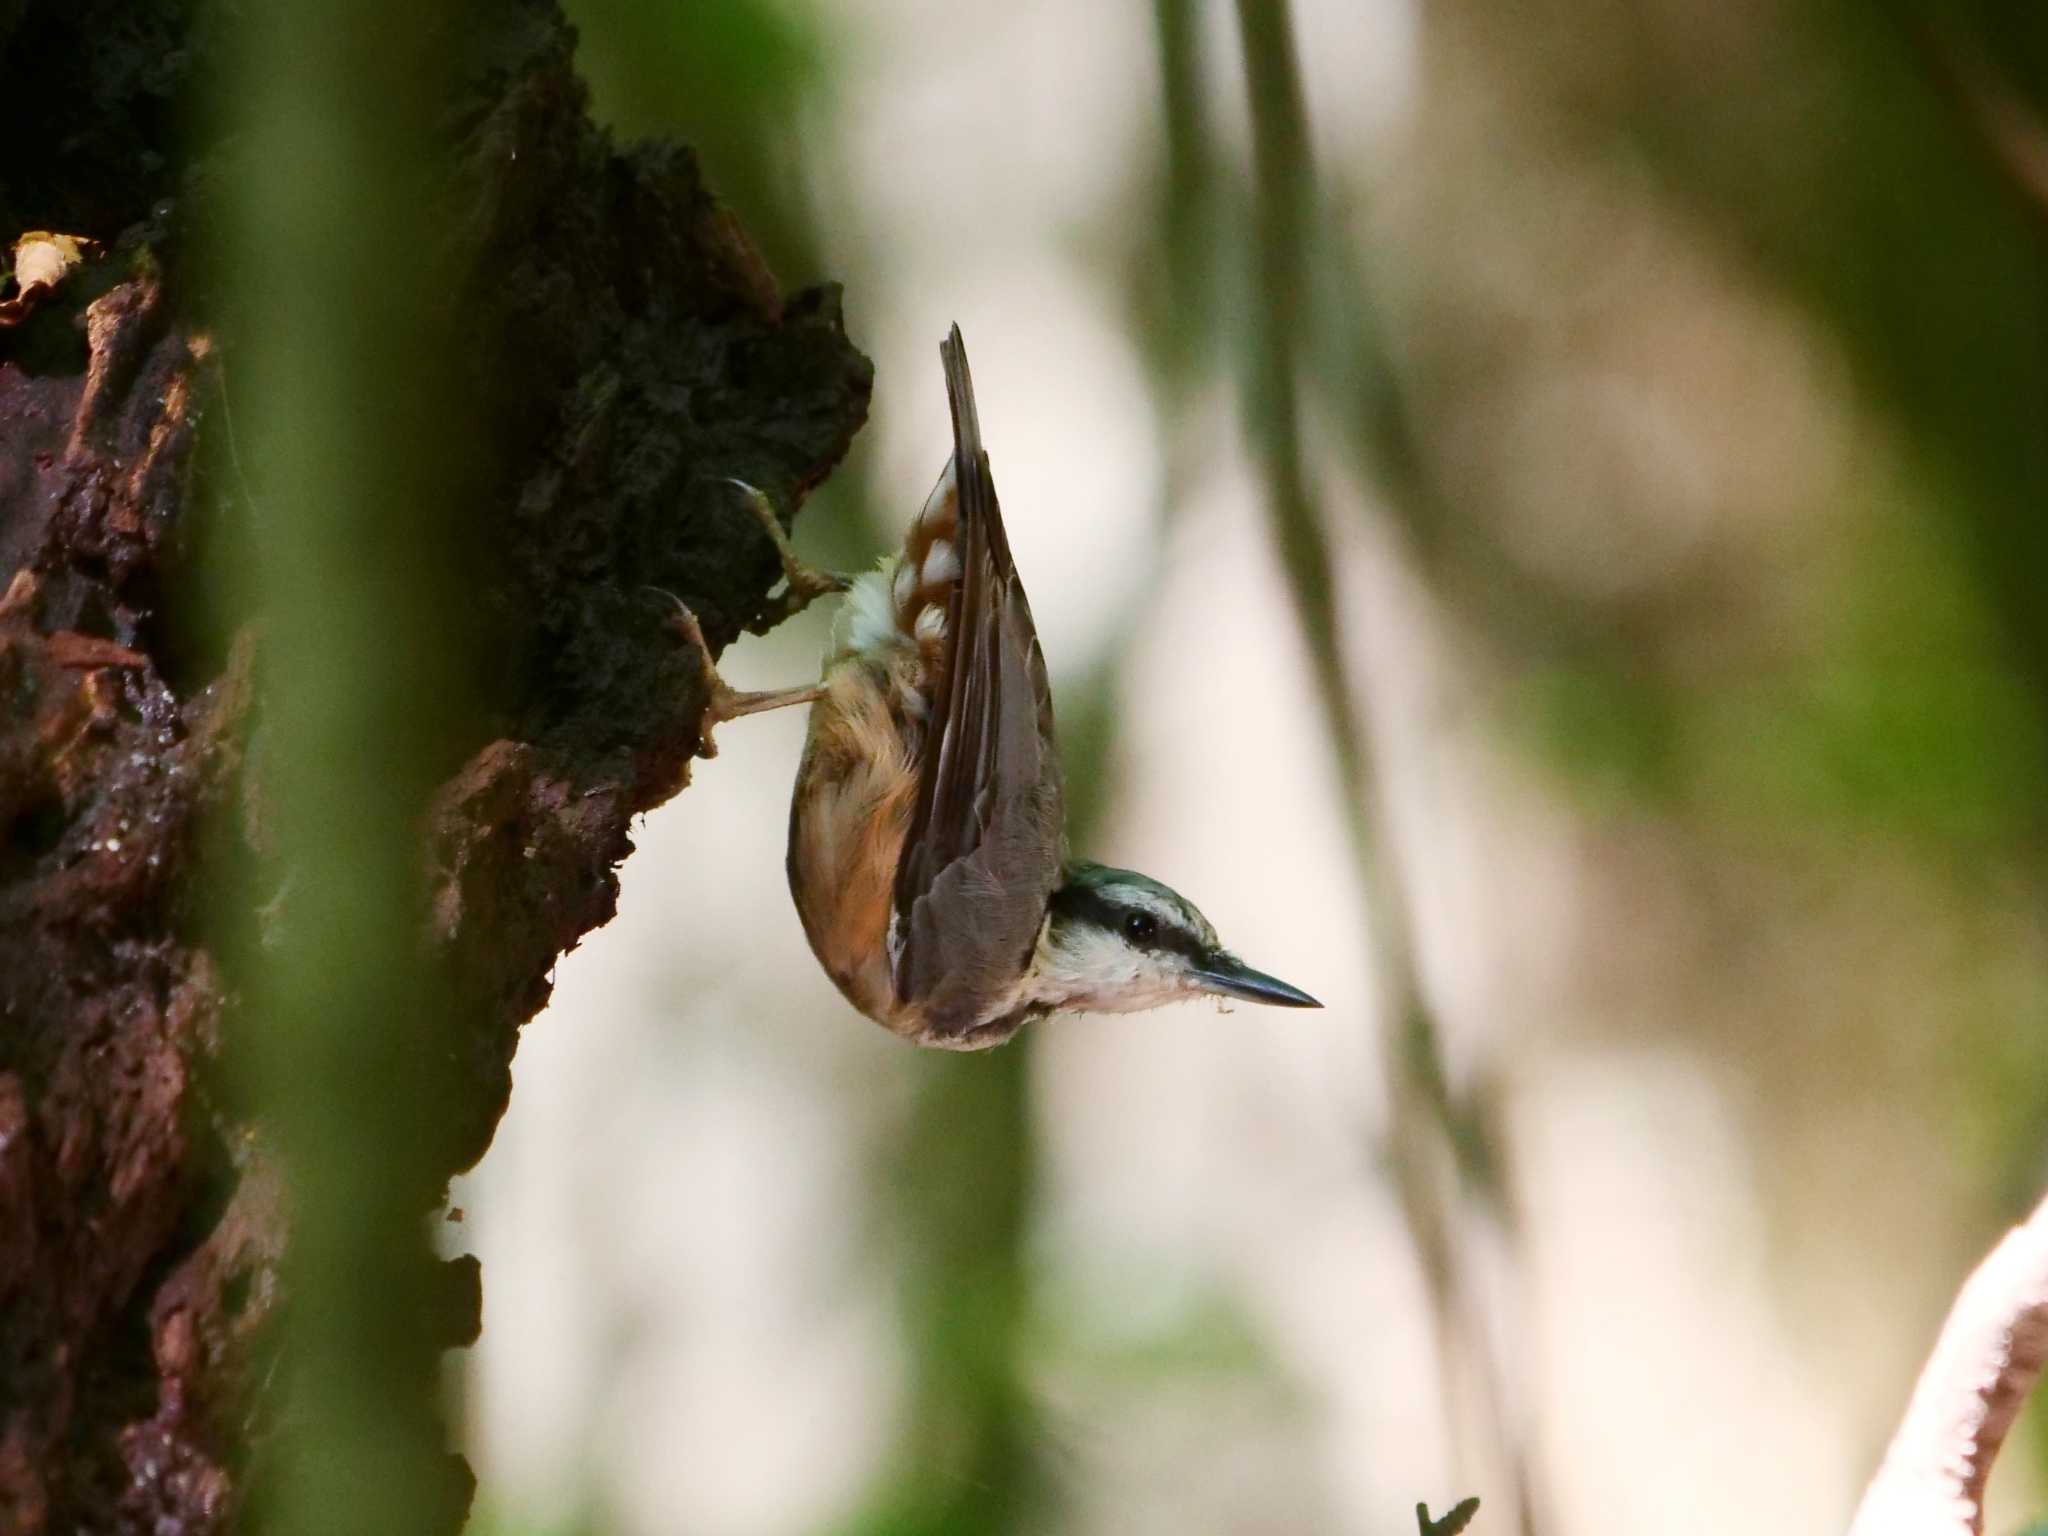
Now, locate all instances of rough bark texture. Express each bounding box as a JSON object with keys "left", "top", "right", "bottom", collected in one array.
[{"left": 0, "top": 3, "right": 873, "bottom": 1531}]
